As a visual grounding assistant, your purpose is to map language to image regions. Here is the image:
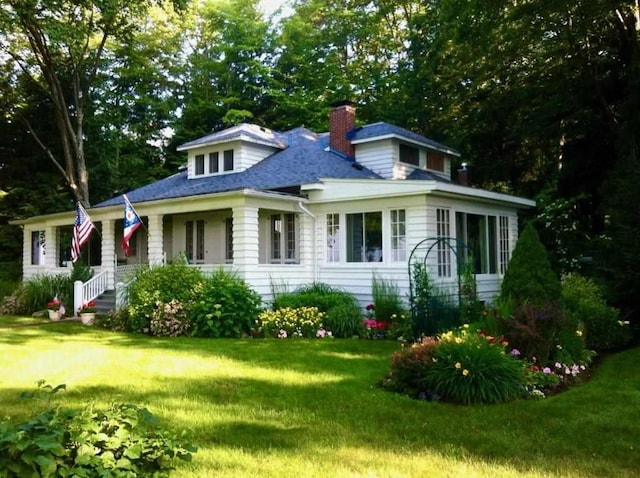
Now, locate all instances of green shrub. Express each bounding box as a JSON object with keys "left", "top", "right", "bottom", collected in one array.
[
  {"left": 500, "top": 222, "right": 561, "bottom": 305},
  {"left": 424, "top": 329, "right": 524, "bottom": 405},
  {"left": 22, "top": 274, "right": 73, "bottom": 314},
  {"left": 0, "top": 279, "right": 18, "bottom": 301},
  {"left": 0, "top": 381, "right": 196, "bottom": 477},
  {"left": 561, "top": 274, "right": 631, "bottom": 351},
  {"left": 127, "top": 263, "right": 204, "bottom": 333},
  {"left": 189, "top": 269, "right": 262, "bottom": 338},
  {"left": 273, "top": 282, "right": 362, "bottom": 338},
  {"left": 381, "top": 336, "right": 439, "bottom": 398},
  {"left": 257, "top": 306, "right": 326, "bottom": 338}
]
